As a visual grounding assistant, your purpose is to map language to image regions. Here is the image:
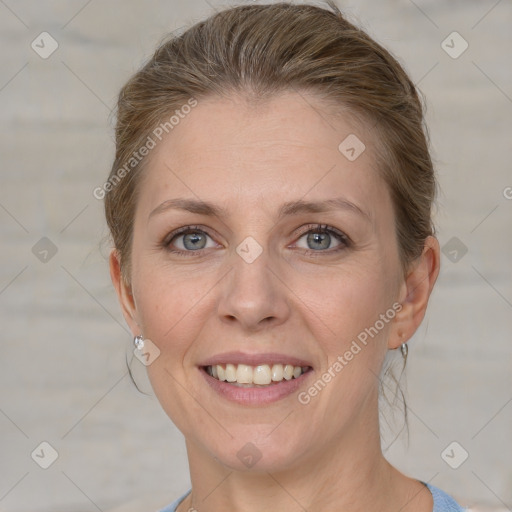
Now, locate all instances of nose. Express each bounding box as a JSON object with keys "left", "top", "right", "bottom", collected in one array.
[{"left": 217, "top": 242, "right": 291, "bottom": 332}]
